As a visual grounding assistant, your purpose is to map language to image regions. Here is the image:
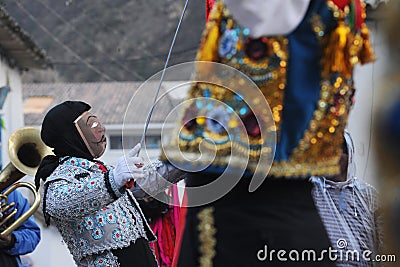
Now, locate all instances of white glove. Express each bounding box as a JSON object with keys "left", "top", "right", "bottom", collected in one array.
[
  {"left": 113, "top": 143, "right": 144, "bottom": 189},
  {"left": 132, "top": 161, "right": 186, "bottom": 199}
]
